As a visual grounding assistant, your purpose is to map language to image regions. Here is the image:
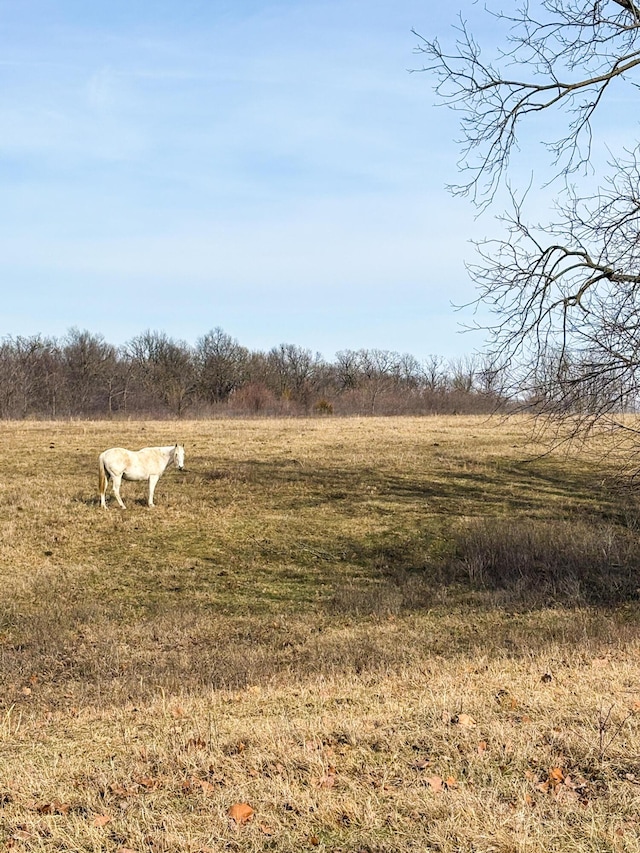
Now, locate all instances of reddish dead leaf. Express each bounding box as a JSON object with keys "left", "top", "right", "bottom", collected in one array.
[
  {"left": 453, "top": 713, "right": 476, "bottom": 728},
  {"left": 133, "top": 776, "right": 160, "bottom": 790},
  {"left": 35, "top": 800, "right": 71, "bottom": 815},
  {"left": 228, "top": 802, "right": 254, "bottom": 825},
  {"left": 524, "top": 793, "right": 535, "bottom": 807},
  {"left": 548, "top": 767, "right": 565, "bottom": 788},
  {"left": 445, "top": 776, "right": 458, "bottom": 790},
  {"left": 308, "top": 837, "right": 320, "bottom": 847},
  {"left": 426, "top": 775, "right": 444, "bottom": 793},
  {"left": 477, "top": 741, "right": 488, "bottom": 756},
  {"left": 93, "top": 814, "right": 113, "bottom": 827},
  {"left": 259, "top": 823, "right": 274, "bottom": 836}
]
